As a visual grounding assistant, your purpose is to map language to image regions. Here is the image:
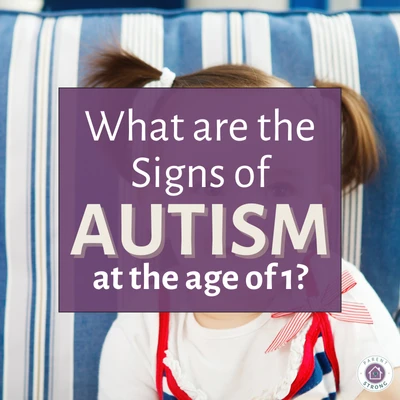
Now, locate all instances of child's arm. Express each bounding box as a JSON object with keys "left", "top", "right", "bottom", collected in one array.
[
  {"left": 98, "top": 315, "right": 158, "bottom": 400},
  {"left": 333, "top": 261, "right": 400, "bottom": 399}
]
